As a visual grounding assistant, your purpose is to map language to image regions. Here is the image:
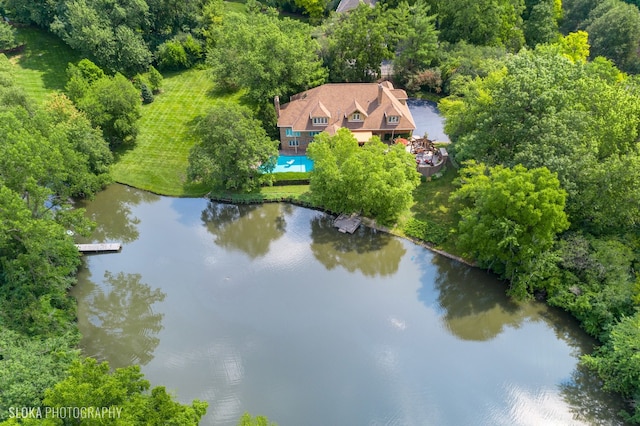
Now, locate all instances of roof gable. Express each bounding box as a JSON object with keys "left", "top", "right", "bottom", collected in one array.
[
  {"left": 345, "top": 100, "right": 368, "bottom": 118},
  {"left": 277, "top": 82, "right": 416, "bottom": 133},
  {"left": 309, "top": 101, "right": 331, "bottom": 118}
]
